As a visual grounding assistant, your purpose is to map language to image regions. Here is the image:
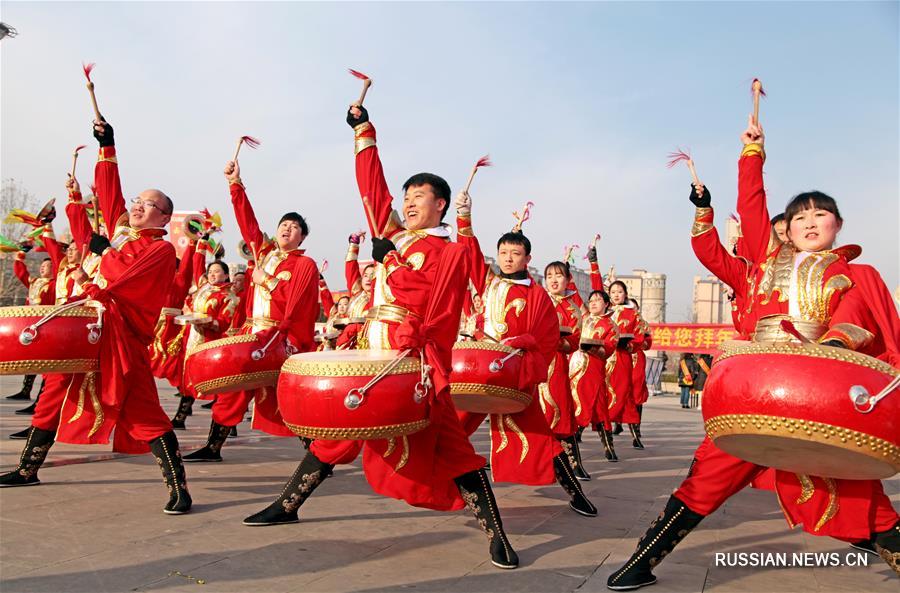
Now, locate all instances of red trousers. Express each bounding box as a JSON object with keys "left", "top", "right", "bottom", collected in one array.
[
  {"left": 538, "top": 351, "right": 577, "bottom": 438},
  {"left": 674, "top": 437, "right": 898, "bottom": 541},
  {"left": 210, "top": 385, "right": 294, "bottom": 437},
  {"left": 32, "top": 373, "right": 74, "bottom": 431}
]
